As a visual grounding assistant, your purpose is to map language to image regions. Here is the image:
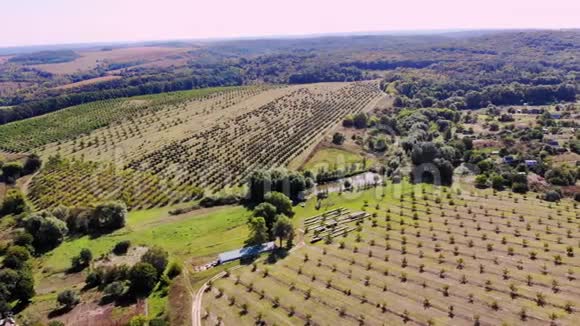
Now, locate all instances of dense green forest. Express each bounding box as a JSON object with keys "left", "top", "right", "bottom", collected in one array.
[
  {"left": 8, "top": 50, "right": 80, "bottom": 65},
  {"left": 0, "top": 30, "right": 578, "bottom": 124}
]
